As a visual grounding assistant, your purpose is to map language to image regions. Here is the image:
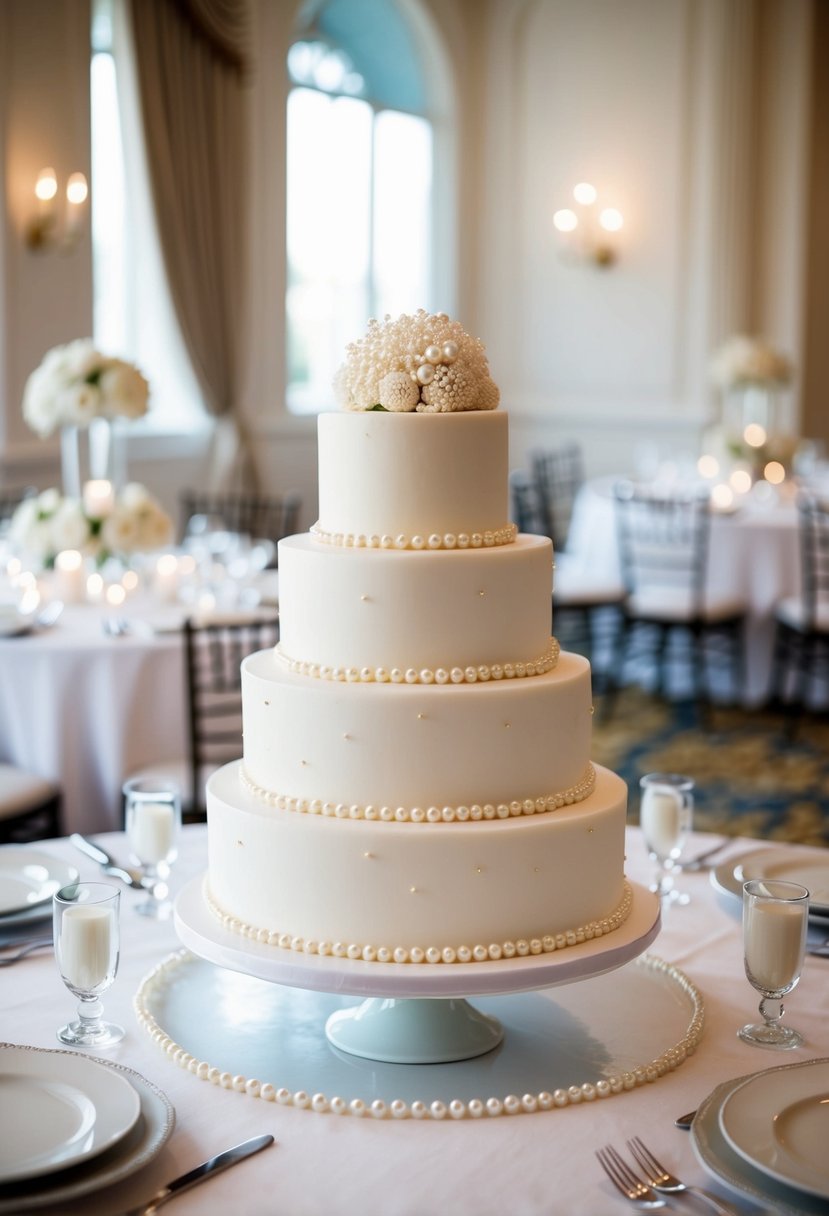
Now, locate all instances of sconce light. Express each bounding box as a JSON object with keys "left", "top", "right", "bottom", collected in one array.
[
  {"left": 26, "top": 168, "right": 88, "bottom": 252},
  {"left": 553, "top": 182, "right": 623, "bottom": 268}
]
